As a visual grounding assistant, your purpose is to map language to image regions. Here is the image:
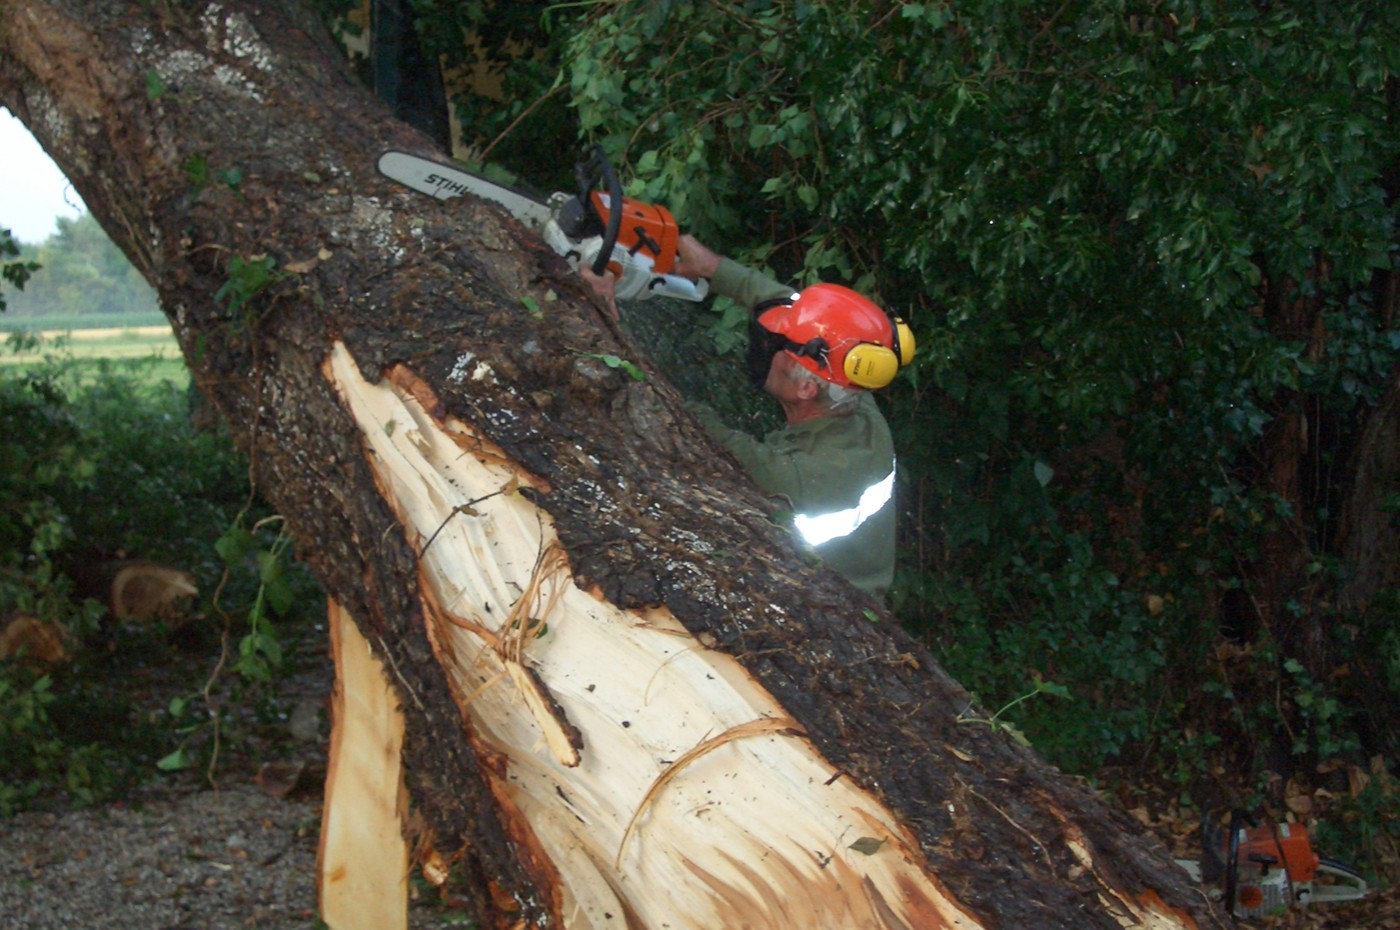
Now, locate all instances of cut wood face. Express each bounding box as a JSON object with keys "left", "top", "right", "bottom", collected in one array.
[
  {"left": 110, "top": 562, "right": 199, "bottom": 625},
  {"left": 318, "top": 599, "right": 409, "bottom": 930},
  {"left": 325, "top": 341, "right": 983, "bottom": 930},
  {"left": 0, "top": 616, "right": 68, "bottom": 664}
]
